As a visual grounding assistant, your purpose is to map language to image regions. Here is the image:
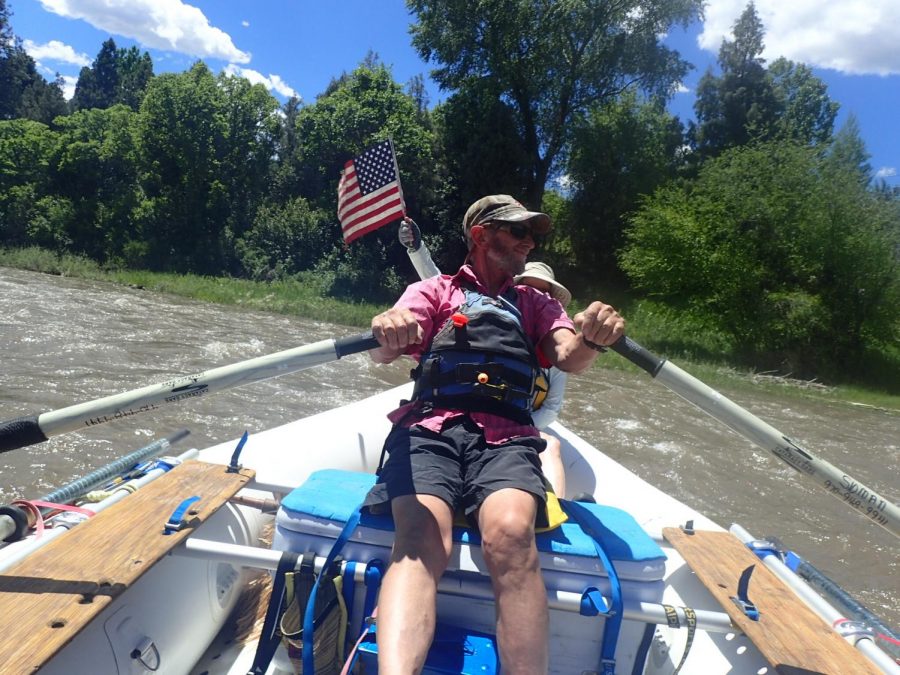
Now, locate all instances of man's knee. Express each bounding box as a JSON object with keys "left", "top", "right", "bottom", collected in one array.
[
  {"left": 480, "top": 506, "right": 538, "bottom": 570},
  {"left": 391, "top": 495, "right": 454, "bottom": 571}
]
